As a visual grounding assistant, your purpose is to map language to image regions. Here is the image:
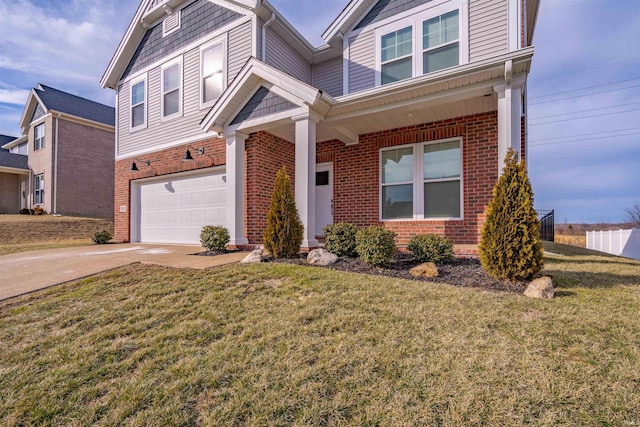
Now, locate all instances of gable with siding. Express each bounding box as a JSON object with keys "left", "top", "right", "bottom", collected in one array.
[
  {"left": 355, "top": 0, "right": 432, "bottom": 29},
  {"left": 230, "top": 86, "right": 297, "bottom": 125},
  {"left": 123, "top": 0, "right": 243, "bottom": 79}
]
